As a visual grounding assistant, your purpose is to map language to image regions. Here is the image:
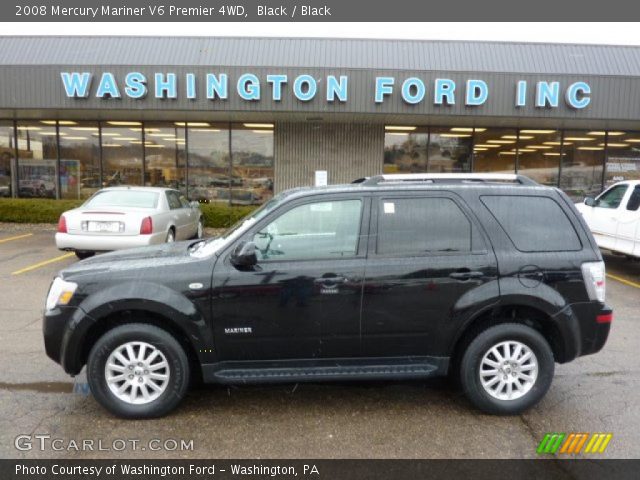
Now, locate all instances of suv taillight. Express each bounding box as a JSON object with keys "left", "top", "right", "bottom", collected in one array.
[
  {"left": 57, "top": 215, "right": 67, "bottom": 233},
  {"left": 140, "top": 216, "right": 153, "bottom": 235},
  {"left": 581, "top": 261, "right": 606, "bottom": 303}
]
